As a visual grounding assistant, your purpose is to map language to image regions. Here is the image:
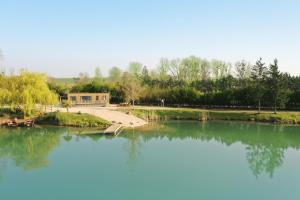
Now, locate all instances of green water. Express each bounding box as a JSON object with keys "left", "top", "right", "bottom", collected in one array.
[{"left": 1, "top": 121, "right": 300, "bottom": 199}]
